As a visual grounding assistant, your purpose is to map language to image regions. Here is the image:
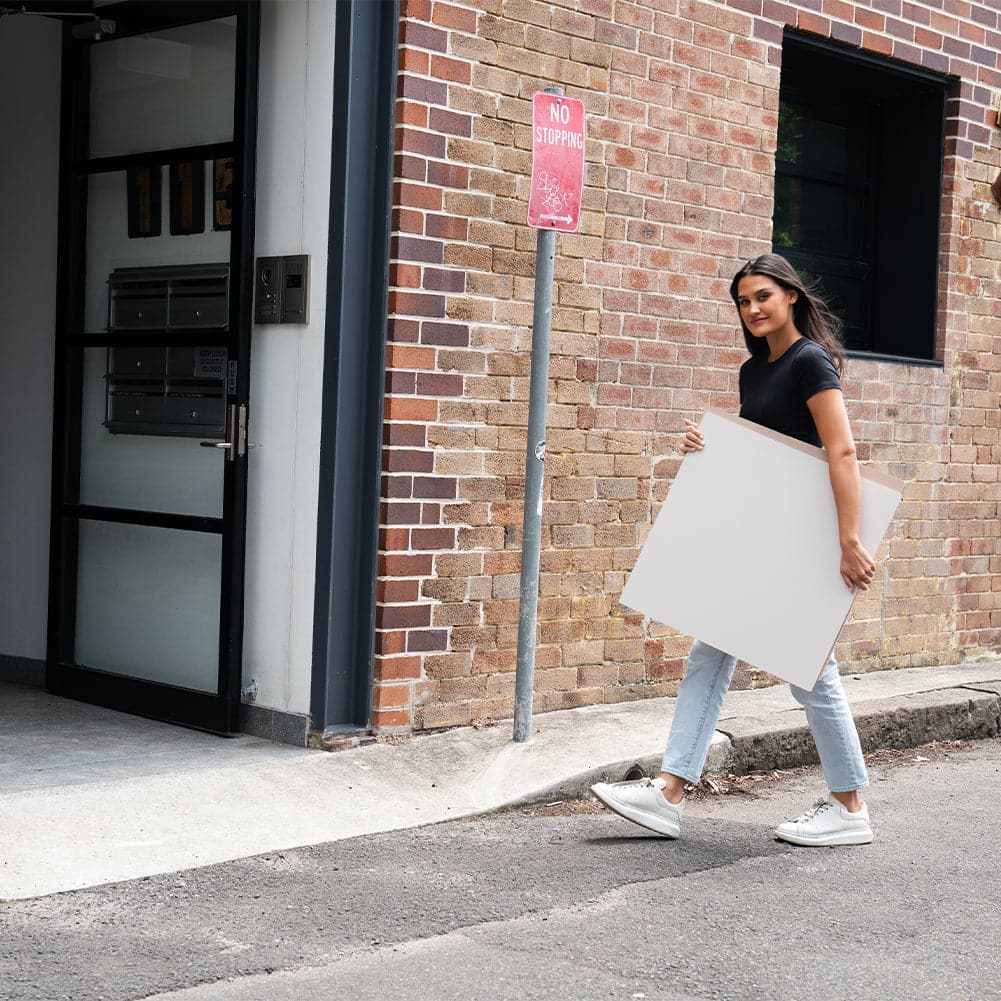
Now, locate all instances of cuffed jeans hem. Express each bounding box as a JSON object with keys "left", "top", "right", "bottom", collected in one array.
[
  {"left": 828, "top": 777, "right": 870, "bottom": 793},
  {"left": 658, "top": 761, "right": 705, "bottom": 787}
]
